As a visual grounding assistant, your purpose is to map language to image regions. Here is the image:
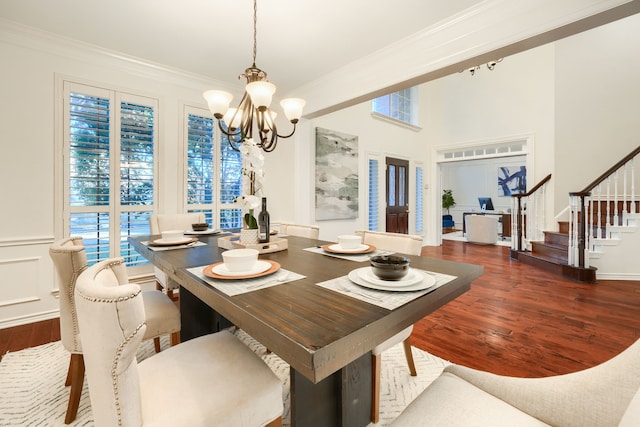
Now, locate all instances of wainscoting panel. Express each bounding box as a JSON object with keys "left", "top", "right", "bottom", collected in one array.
[{"left": 0, "top": 237, "right": 60, "bottom": 329}]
